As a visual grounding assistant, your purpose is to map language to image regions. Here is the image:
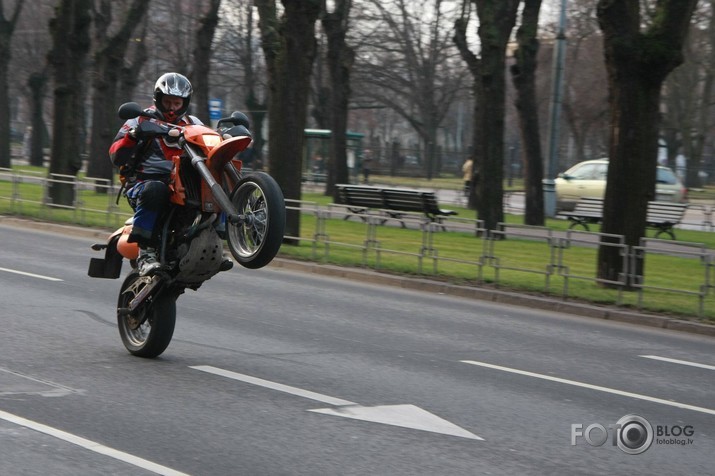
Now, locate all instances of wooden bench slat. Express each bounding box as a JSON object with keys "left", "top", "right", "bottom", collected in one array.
[
  {"left": 336, "top": 184, "right": 456, "bottom": 228},
  {"left": 558, "top": 197, "right": 687, "bottom": 238}
]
